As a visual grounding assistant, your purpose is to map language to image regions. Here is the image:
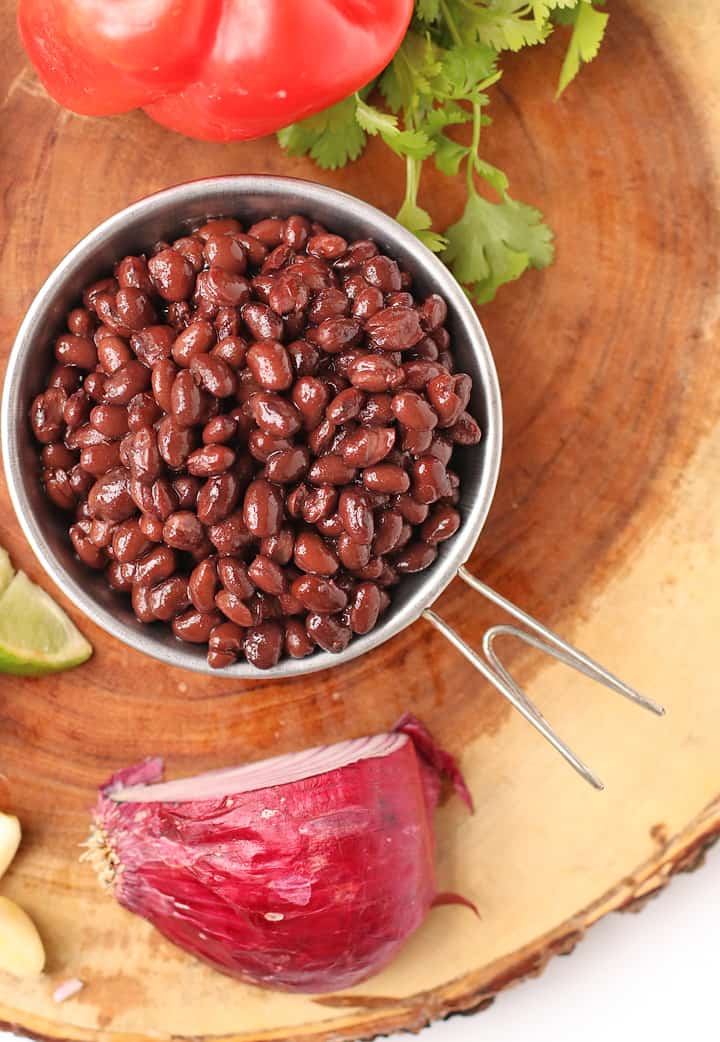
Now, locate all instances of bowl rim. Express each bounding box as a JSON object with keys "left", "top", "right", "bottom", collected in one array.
[{"left": 1, "top": 174, "right": 503, "bottom": 678}]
